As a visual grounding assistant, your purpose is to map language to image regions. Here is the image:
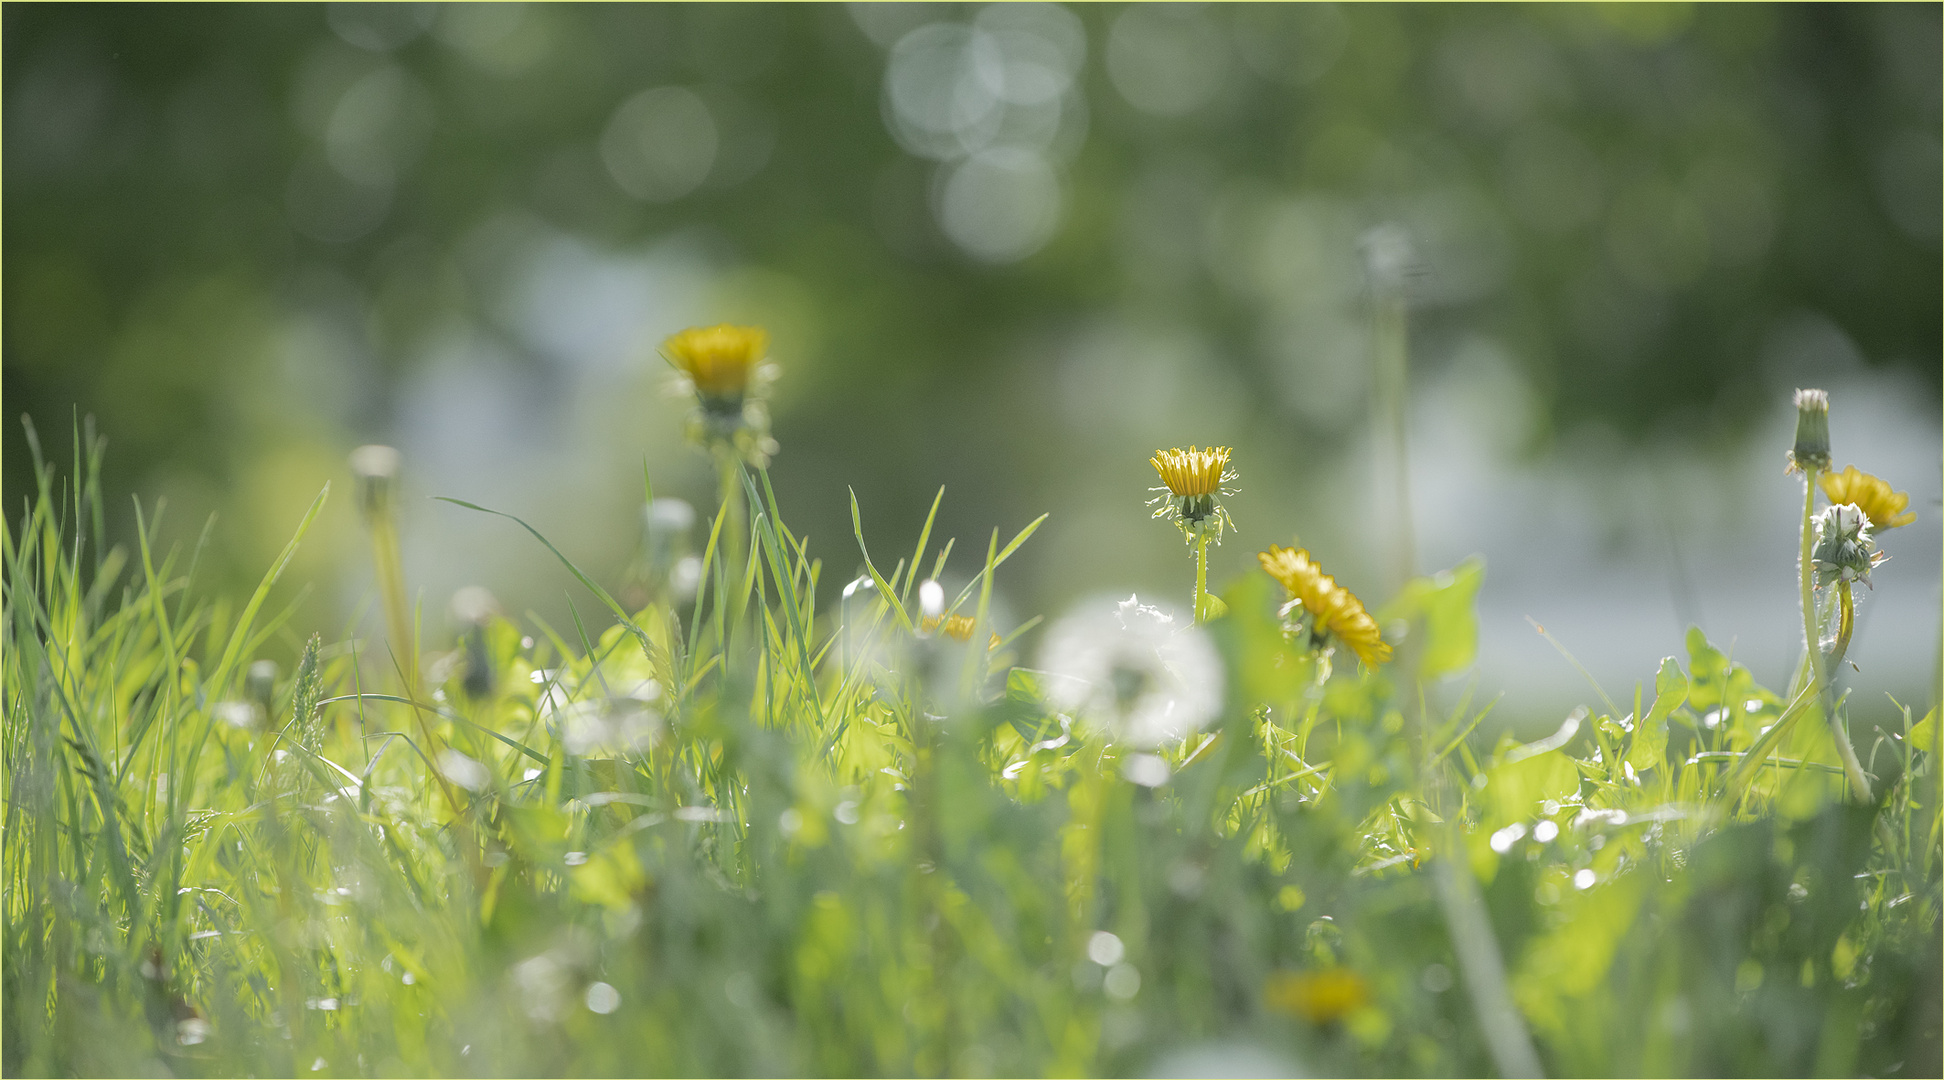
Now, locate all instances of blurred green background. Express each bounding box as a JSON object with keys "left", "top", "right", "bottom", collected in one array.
[{"left": 5, "top": 2, "right": 1939, "bottom": 715}]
